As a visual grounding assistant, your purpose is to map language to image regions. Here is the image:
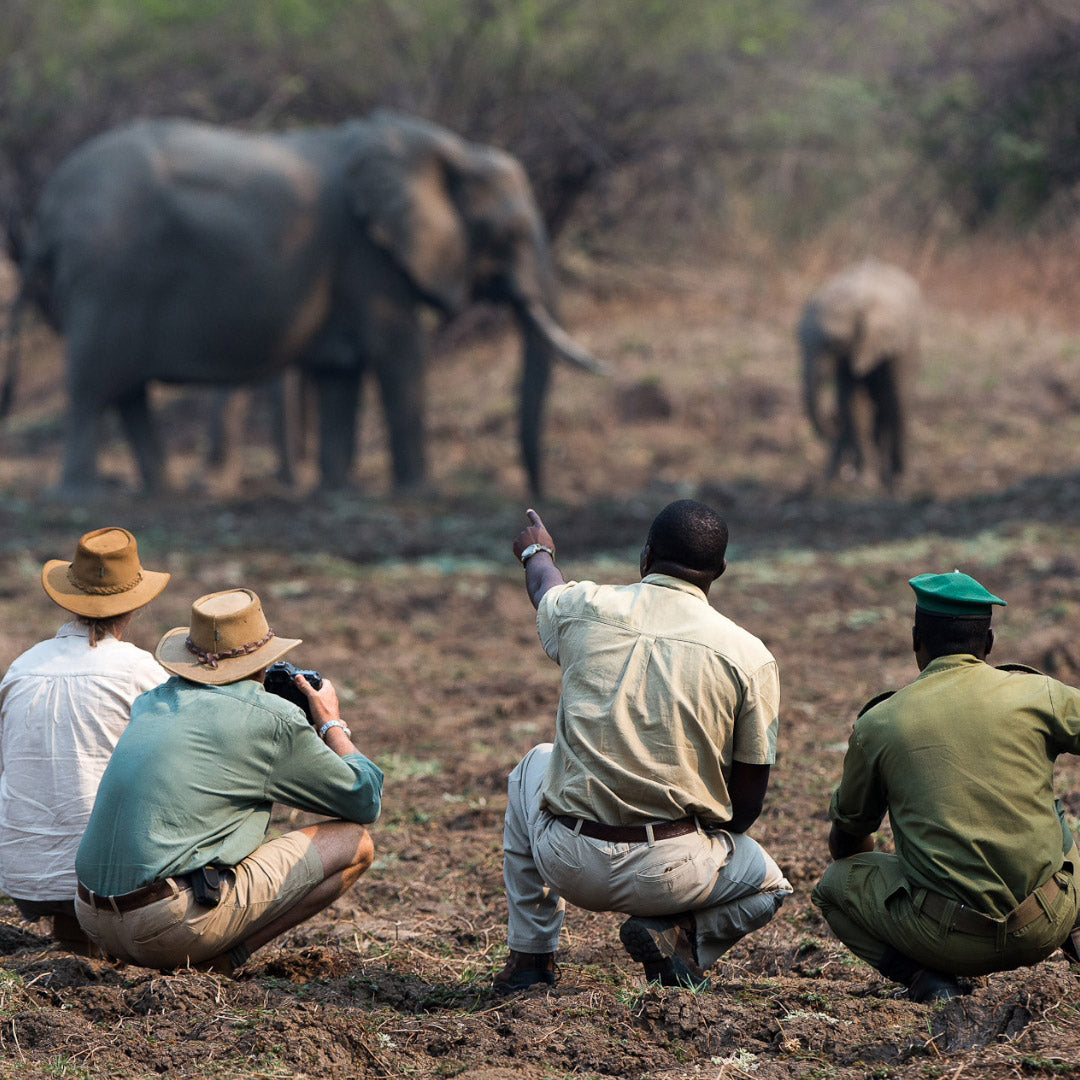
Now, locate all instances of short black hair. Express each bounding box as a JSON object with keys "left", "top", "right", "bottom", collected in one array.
[
  {"left": 646, "top": 499, "right": 728, "bottom": 575},
  {"left": 914, "top": 608, "right": 991, "bottom": 658}
]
